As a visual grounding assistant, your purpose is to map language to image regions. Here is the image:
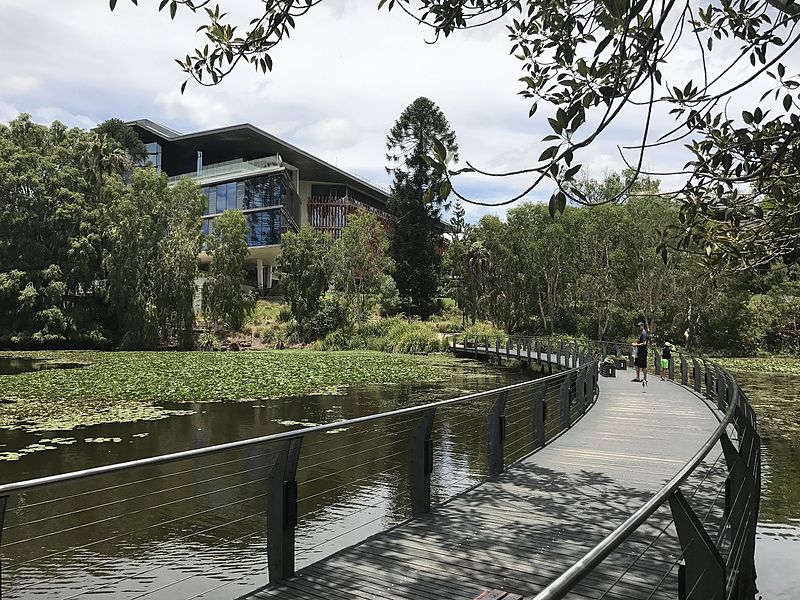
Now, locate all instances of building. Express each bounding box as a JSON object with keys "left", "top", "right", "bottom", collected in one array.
[{"left": 129, "top": 119, "right": 390, "bottom": 290}]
